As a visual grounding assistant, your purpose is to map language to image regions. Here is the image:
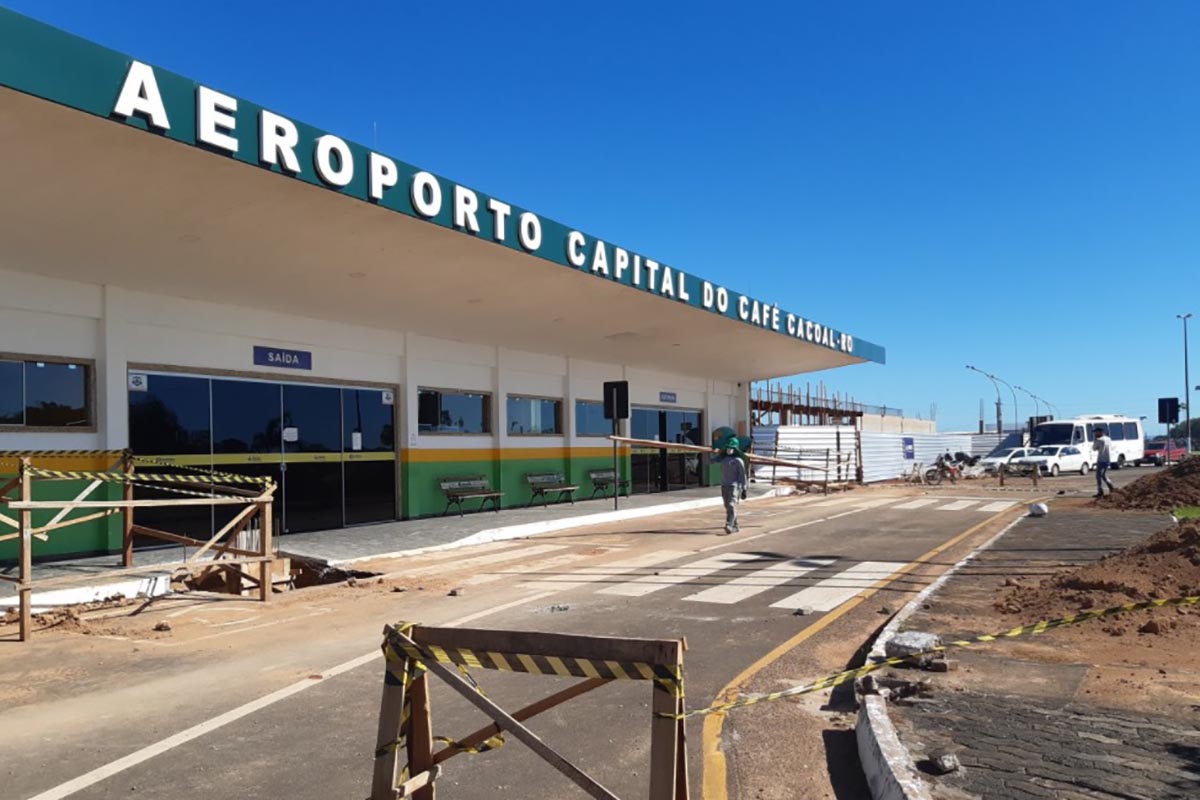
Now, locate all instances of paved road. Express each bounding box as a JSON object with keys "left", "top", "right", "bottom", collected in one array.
[{"left": 4, "top": 486, "right": 1048, "bottom": 800}]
